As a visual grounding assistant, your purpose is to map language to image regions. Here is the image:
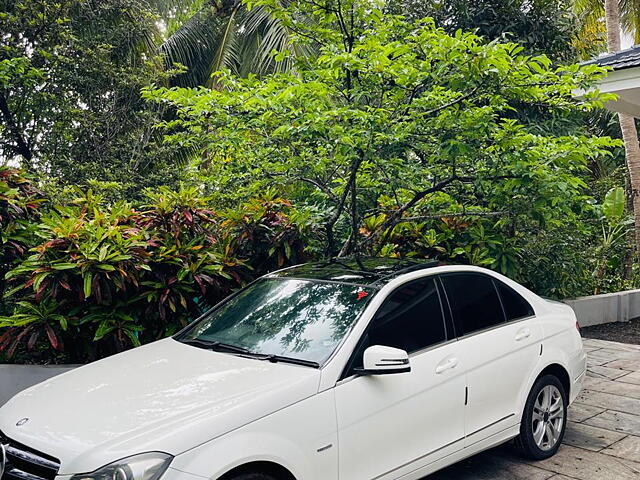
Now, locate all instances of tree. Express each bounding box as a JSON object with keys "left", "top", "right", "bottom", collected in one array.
[
  {"left": 575, "top": 0, "right": 640, "bottom": 51},
  {"left": 0, "top": 0, "right": 179, "bottom": 198},
  {"left": 145, "top": 0, "right": 617, "bottom": 263},
  {"left": 394, "top": 0, "right": 579, "bottom": 61},
  {"left": 573, "top": 0, "right": 640, "bottom": 256},
  {"left": 153, "top": 0, "right": 303, "bottom": 86}
]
